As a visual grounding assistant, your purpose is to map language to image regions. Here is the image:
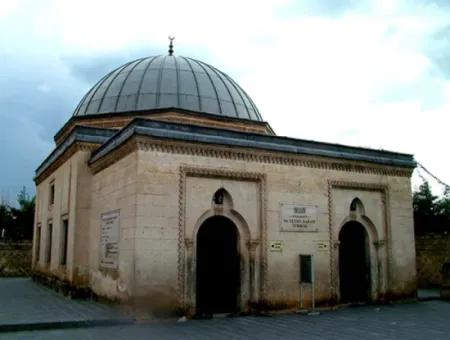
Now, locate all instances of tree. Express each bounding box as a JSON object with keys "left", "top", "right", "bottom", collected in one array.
[
  {"left": 0, "top": 187, "right": 35, "bottom": 241},
  {"left": 435, "top": 187, "right": 450, "bottom": 232},
  {"left": 0, "top": 203, "right": 12, "bottom": 239},
  {"left": 436, "top": 187, "right": 450, "bottom": 214},
  {"left": 413, "top": 181, "right": 450, "bottom": 235}
]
